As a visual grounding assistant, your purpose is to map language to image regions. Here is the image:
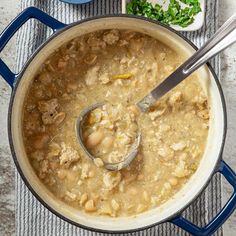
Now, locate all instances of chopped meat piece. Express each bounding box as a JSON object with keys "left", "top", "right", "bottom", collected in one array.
[
  {"left": 38, "top": 72, "right": 52, "bottom": 85},
  {"left": 192, "top": 94, "right": 208, "bottom": 110},
  {"left": 111, "top": 199, "right": 120, "bottom": 212},
  {"left": 149, "top": 107, "right": 166, "bottom": 120},
  {"left": 85, "top": 66, "right": 100, "bottom": 86},
  {"left": 87, "top": 35, "right": 106, "bottom": 50},
  {"left": 146, "top": 62, "right": 158, "bottom": 81},
  {"left": 81, "top": 163, "right": 90, "bottom": 179},
  {"left": 66, "top": 82, "right": 78, "bottom": 93},
  {"left": 47, "top": 142, "right": 61, "bottom": 159},
  {"left": 158, "top": 146, "right": 174, "bottom": 158},
  {"left": 59, "top": 142, "right": 80, "bottom": 168},
  {"left": 159, "top": 124, "right": 171, "bottom": 132},
  {"left": 40, "top": 159, "right": 49, "bottom": 173},
  {"left": 103, "top": 30, "right": 120, "bottom": 45},
  {"left": 38, "top": 98, "right": 59, "bottom": 113},
  {"left": 41, "top": 112, "right": 56, "bottom": 125},
  {"left": 57, "top": 59, "right": 67, "bottom": 69},
  {"left": 118, "top": 39, "right": 129, "bottom": 46},
  {"left": 168, "top": 92, "right": 182, "bottom": 107},
  {"left": 197, "top": 109, "right": 209, "bottom": 120},
  {"left": 99, "top": 73, "right": 110, "bottom": 84},
  {"left": 78, "top": 39, "right": 86, "bottom": 52},
  {"left": 170, "top": 142, "right": 186, "bottom": 151},
  {"left": 99, "top": 202, "right": 113, "bottom": 216},
  {"left": 116, "top": 133, "right": 131, "bottom": 145},
  {"left": 123, "top": 30, "right": 136, "bottom": 40},
  {"left": 164, "top": 65, "right": 174, "bottom": 73},
  {"left": 31, "top": 150, "right": 44, "bottom": 161},
  {"left": 136, "top": 204, "right": 148, "bottom": 213},
  {"left": 84, "top": 54, "right": 97, "bottom": 65},
  {"left": 65, "top": 191, "right": 77, "bottom": 200},
  {"left": 173, "top": 160, "right": 190, "bottom": 178},
  {"left": 108, "top": 150, "right": 122, "bottom": 163},
  {"left": 24, "top": 116, "right": 40, "bottom": 133},
  {"left": 103, "top": 171, "right": 121, "bottom": 190},
  {"left": 53, "top": 112, "right": 66, "bottom": 126},
  {"left": 130, "top": 37, "right": 144, "bottom": 52},
  {"left": 38, "top": 98, "right": 60, "bottom": 125}
]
